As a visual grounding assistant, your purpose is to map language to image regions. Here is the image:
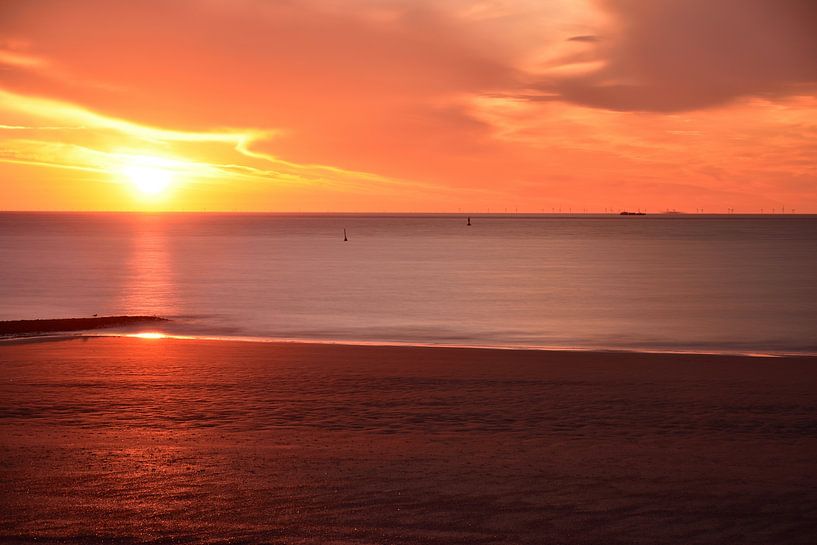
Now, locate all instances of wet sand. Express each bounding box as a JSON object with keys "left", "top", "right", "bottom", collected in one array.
[{"left": 1, "top": 337, "right": 816, "bottom": 544}]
